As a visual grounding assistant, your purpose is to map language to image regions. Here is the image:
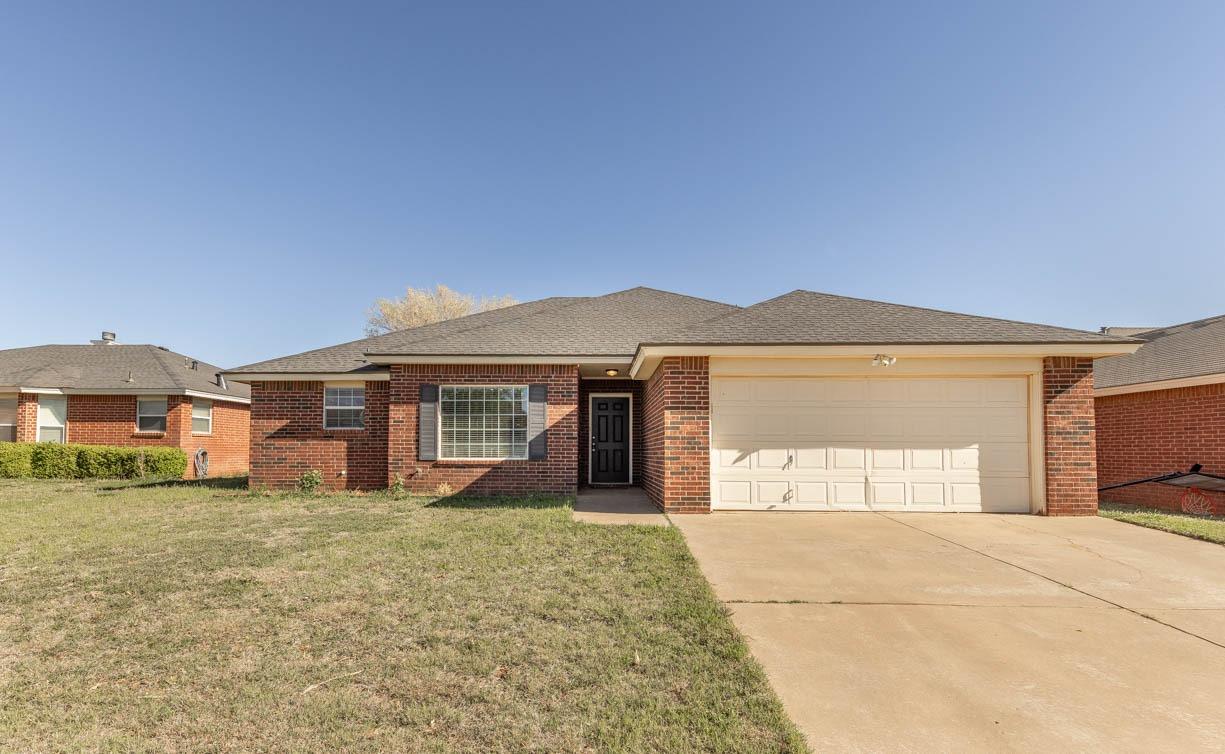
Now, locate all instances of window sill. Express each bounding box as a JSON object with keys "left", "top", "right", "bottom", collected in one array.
[
  {"left": 192, "top": 432, "right": 212, "bottom": 437},
  {"left": 323, "top": 427, "right": 366, "bottom": 432},
  {"left": 433, "top": 458, "right": 532, "bottom": 466},
  {"left": 133, "top": 431, "right": 166, "bottom": 437}
]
